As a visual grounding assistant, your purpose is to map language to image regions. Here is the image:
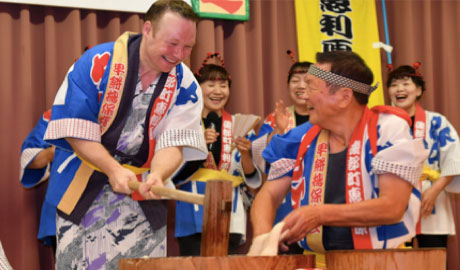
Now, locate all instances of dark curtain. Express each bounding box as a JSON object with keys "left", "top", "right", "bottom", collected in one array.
[{"left": 0, "top": 1, "right": 459, "bottom": 269}]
